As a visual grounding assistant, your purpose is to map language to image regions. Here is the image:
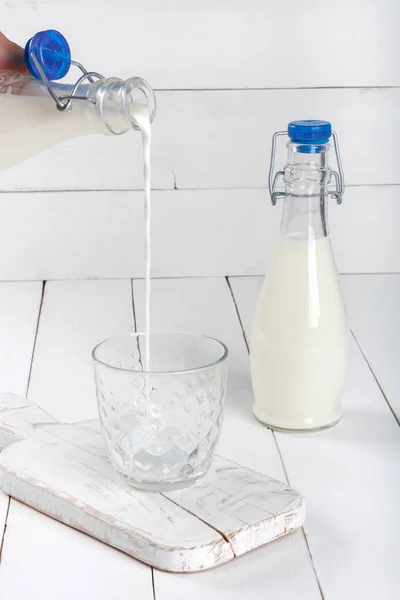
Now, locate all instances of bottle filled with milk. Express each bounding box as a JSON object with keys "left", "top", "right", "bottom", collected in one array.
[
  {"left": 0, "top": 29, "right": 156, "bottom": 170},
  {"left": 251, "top": 120, "right": 349, "bottom": 432}
]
